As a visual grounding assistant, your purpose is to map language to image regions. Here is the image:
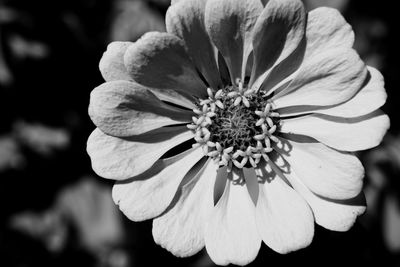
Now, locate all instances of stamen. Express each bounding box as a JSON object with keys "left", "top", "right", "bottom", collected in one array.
[{"left": 187, "top": 84, "right": 280, "bottom": 170}]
